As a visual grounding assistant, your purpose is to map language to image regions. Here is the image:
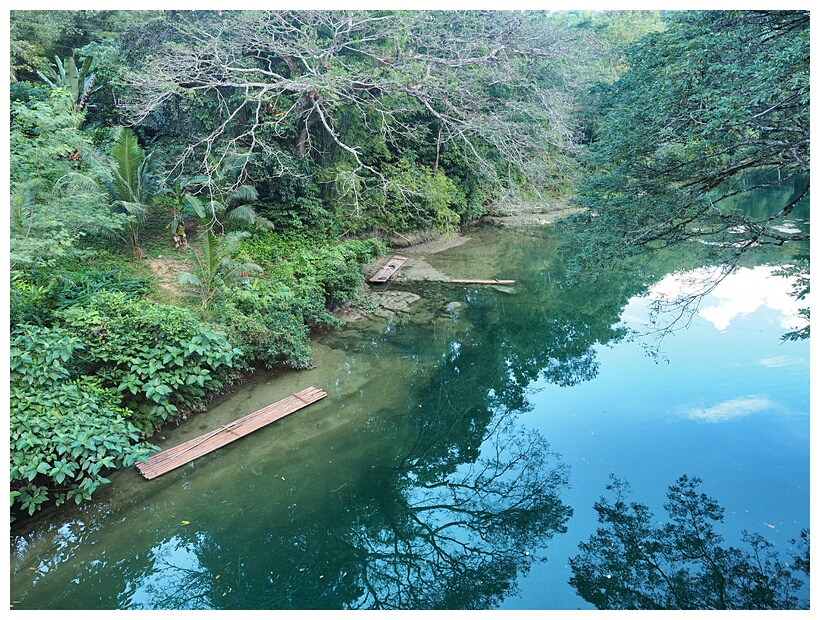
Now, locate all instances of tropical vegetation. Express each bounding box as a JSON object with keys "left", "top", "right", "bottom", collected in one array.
[
  {"left": 560, "top": 10, "right": 810, "bottom": 339},
  {"left": 8, "top": 11, "right": 809, "bottom": 588}
]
